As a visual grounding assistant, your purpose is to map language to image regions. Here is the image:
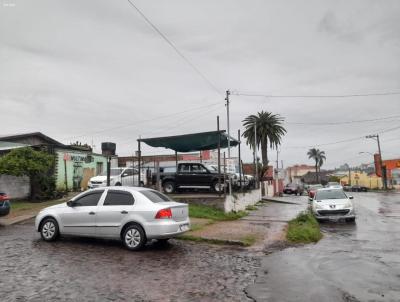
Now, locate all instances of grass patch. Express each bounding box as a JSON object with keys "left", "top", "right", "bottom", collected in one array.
[
  {"left": 240, "top": 234, "right": 257, "bottom": 246},
  {"left": 245, "top": 205, "right": 258, "bottom": 211},
  {"left": 9, "top": 199, "right": 64, "bottom": 217},
  {"left": 286, "top": 211, "right": 322, "bottom": 243},
  {"left": 177, "top": 235, "right": 246, "bottom": 246},
  {"left": 189, "top": 204, "right": 247, "bottom": 221}
]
